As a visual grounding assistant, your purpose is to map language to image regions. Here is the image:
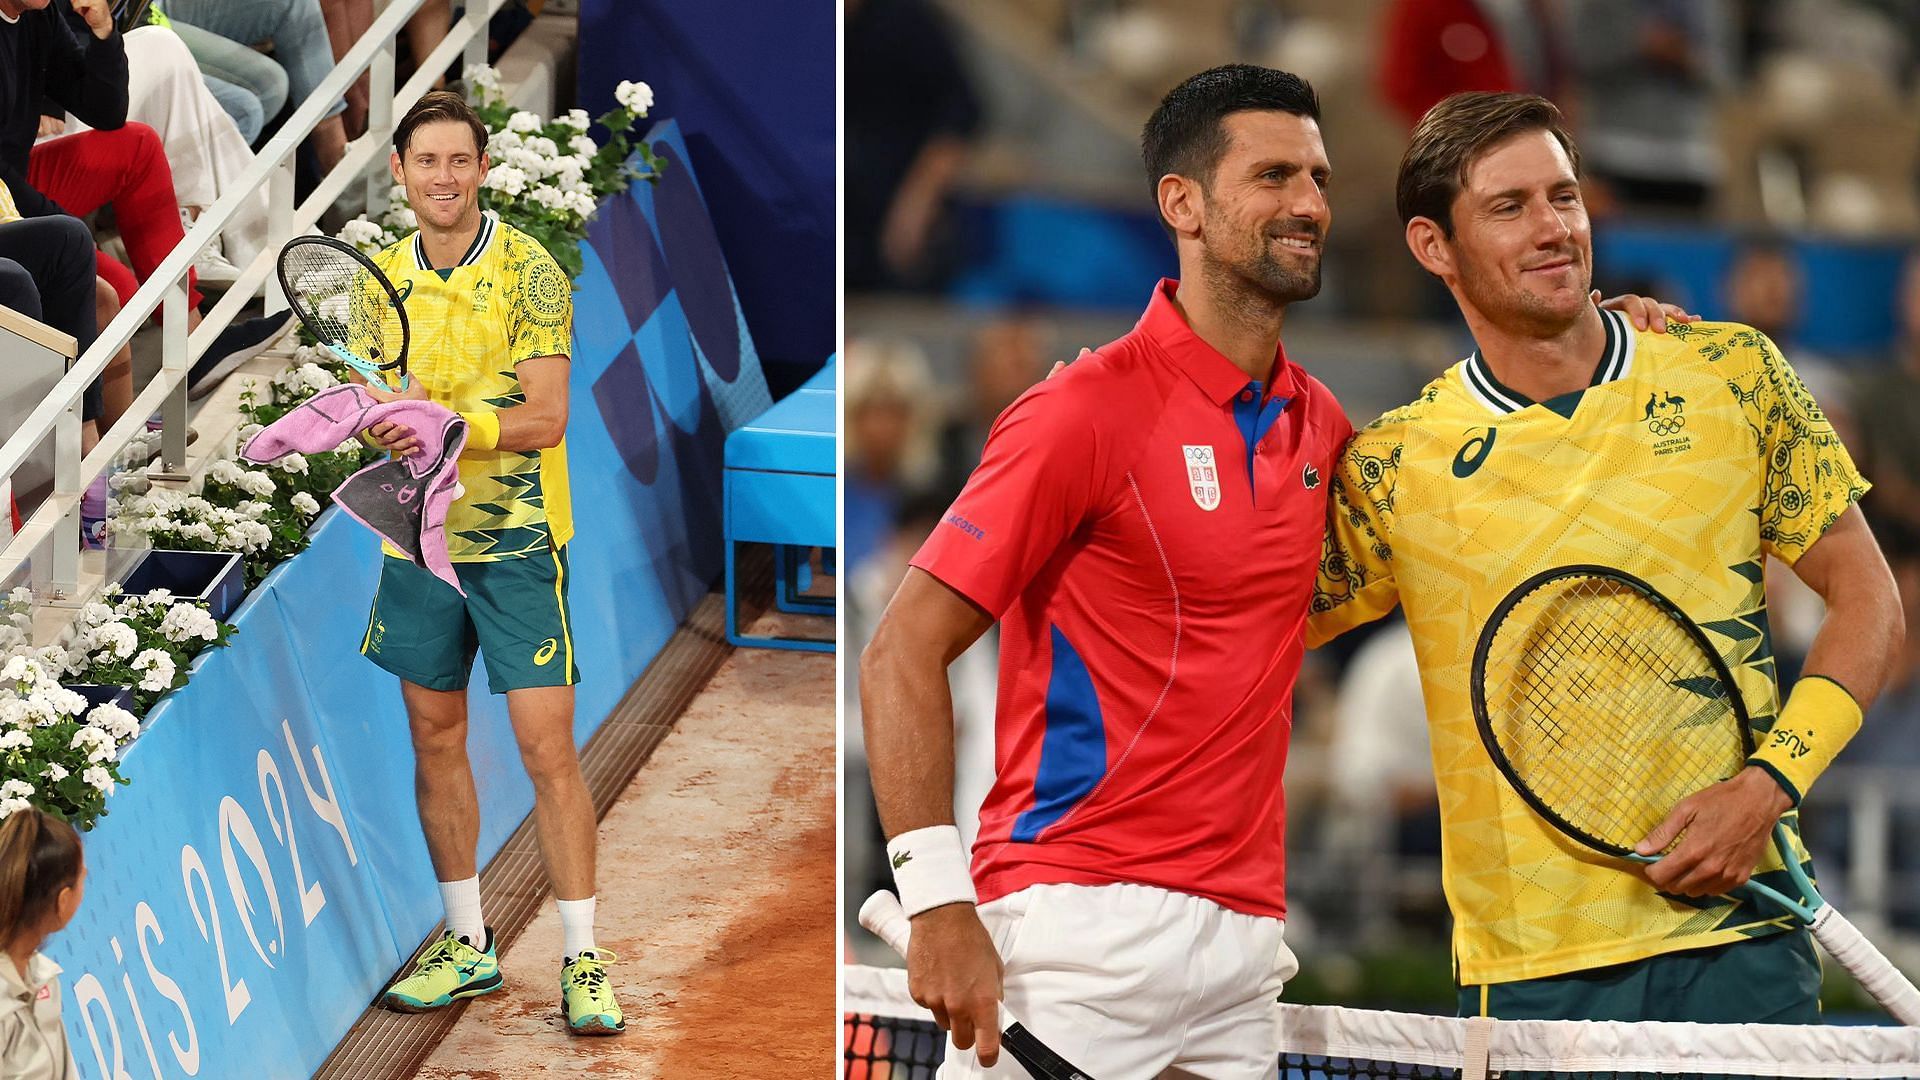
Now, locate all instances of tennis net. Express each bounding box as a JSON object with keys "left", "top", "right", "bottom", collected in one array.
[{"left": 844, "top": 963, "right": 1920, "bottom": 1079}]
